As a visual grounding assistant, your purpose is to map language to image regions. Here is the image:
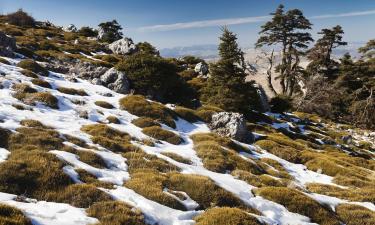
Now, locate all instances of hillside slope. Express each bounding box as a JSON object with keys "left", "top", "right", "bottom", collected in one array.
[{"left": 0, "top": 53, "right": 375, "bottom": 225}]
